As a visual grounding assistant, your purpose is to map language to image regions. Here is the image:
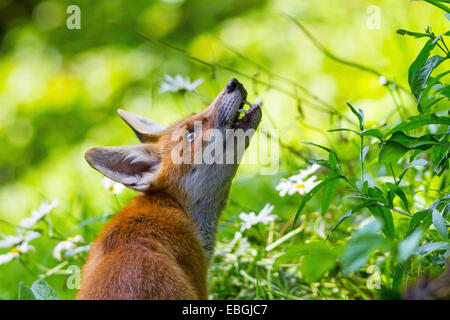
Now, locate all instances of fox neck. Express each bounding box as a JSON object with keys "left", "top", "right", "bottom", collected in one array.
[
  {"left": 182, "top": 164, "right": 237, "bottom": 261},
  {"left": 185, "top": 185, "right": 231, "bottom": 261}
]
